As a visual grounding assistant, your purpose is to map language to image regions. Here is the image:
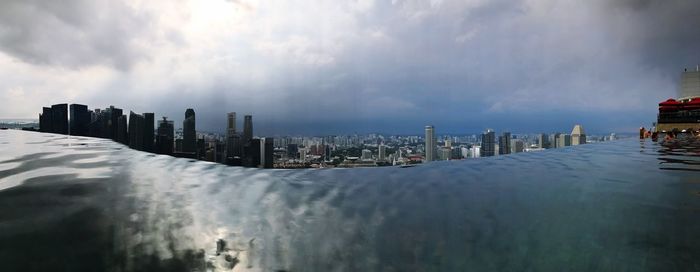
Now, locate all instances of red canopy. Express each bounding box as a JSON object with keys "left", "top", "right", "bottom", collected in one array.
[
  {"left": 686, "top": 98, "right": 700, "bottom": 105},
  {"left": 659, "top": 98, "right": 681, "bottom": 106},
  {"left": 683, "top": 98, "right": 700, "bottom": 110}
]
